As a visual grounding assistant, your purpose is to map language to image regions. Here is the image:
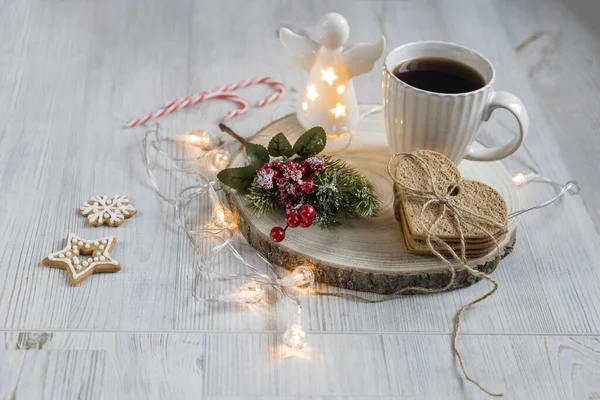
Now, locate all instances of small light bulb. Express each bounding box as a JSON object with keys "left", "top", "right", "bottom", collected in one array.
[
  {"left": 283, "top": 324, "right": 307, "bottom": 349},
  {"left": 512, "top": 172, "right": 528, "bottom": 186},
  {"left": 239, "top": 281, "right": 265, "bottom": 304},
  {"left": 218, "top": 281, "right": 265, "bottom": 304},
  {"left": 337, "top": 85, "right": 345, "bottom": 94},
  {"left": 278, "top": 265, "right": 314, "bottom": 288},
  {"left": 212, "top": 205, "right": 232, "bottom": 228},
  {"left": 206, "top": 182, "right": 233, "bottom": 228},
  {"left": 211, "top": 149, "right": 231, "bottom": 171},
  {"left": 302, "top": 102, "right": 308, "bottom": 110},
  {"left": 178, "top": 129, "right": 212, "bottom": 149}
]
